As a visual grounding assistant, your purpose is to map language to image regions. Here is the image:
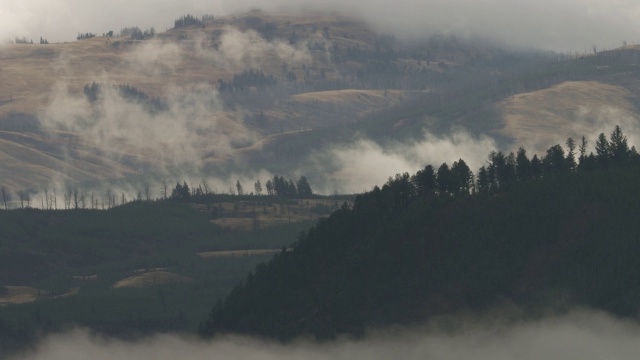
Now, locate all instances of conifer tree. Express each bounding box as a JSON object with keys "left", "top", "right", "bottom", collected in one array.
[
  {"left": 515, "top": 146, "right": 532, "bottom": 181},
  {"left": 476, "top": 166, "right": 490, "bottom": 194},
  {"left": 595, "top": 133, "right": 610, "bottom": 168},
  {"left": 296, "top": 176, "right": 313, "bottom": 198},
  {"left": 543, "top": 144, "right": 566, "bottom": 173},
  {"left": 609, "top": 125, "right": 629, "bottom": 166},
  {"left": 451, "top": 159, "right": 473, "bottom": 195},
  {"left": 579, "top": 136, "right": 588, "bottom": 161},
  {"left": 254, "top": 180, "right": 262, "bottom": 195},
  {"left": 412, "top": 165, "right": 437, "bottom": 196},
  {"left": 436, "top": 163, "right": 452, "bottom": 195},
  {"left": 530, "top": 154, "right": 543, "bottom": 179},
  {"left": 565, "top": 138, "right": 577, "bottom": 171}
]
